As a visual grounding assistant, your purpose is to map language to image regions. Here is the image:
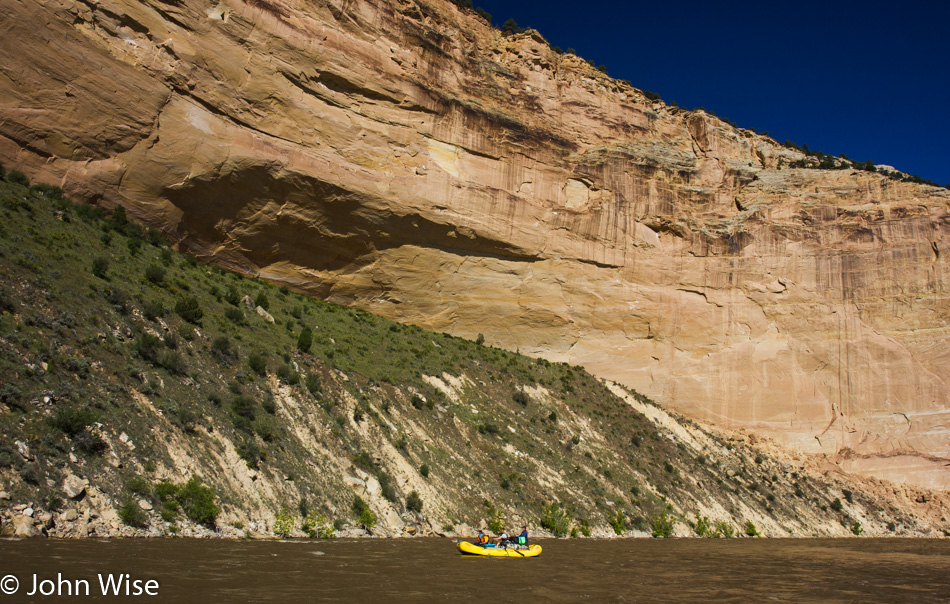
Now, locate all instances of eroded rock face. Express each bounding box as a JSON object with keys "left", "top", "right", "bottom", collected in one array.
[{"left": 2, "top": 0, "right": 948, "bottom": 488}]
